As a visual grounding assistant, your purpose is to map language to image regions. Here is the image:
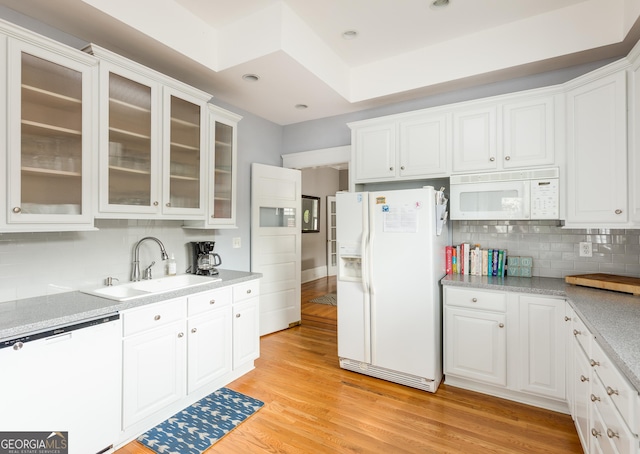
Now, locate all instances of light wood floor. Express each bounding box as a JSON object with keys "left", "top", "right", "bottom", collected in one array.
[{"left": 116, "top": 276, "right": 581, "bottom": 453}]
